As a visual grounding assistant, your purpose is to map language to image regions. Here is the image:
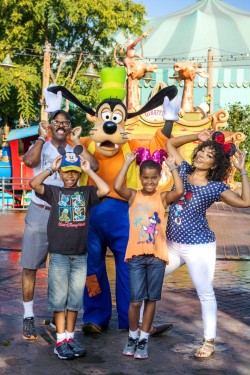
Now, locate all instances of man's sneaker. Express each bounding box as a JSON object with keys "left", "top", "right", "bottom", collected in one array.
[
  {"left": 23, "top": 317, "right": 37, "bottom": 340},
  {"left": 54, "top": 339, "right": 75, "bottom": 360},
  {"left": 123, "top": 336, "right": 138, "bottom": 356},
  {"left": 50, "top": 317, "right": 56, "bottom": 330},
  {"left": 134, "top": 338, "right": 149, "bottom": 359},
  {"left": 67, "top": 339, "right": 86, "bottom": 357}
]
